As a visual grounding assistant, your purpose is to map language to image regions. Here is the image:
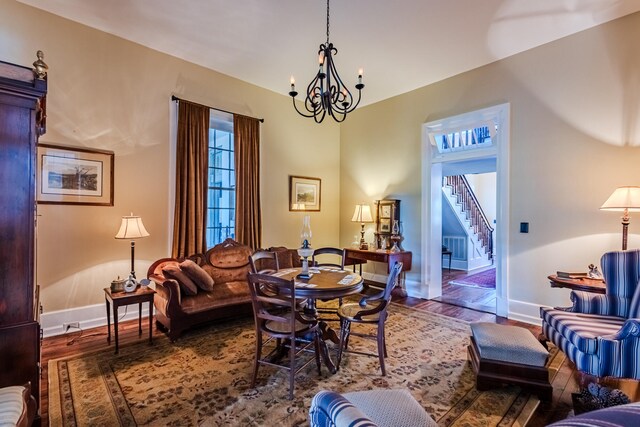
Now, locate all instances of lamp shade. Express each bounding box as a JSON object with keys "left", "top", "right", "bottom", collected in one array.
[
  {"left": 600, "top": 187, "right": 640, "bottom": 211},
  {"left": 352, "top": 204, "right": 373, "bottom": 223},
  {"left": 115, "top": 214, "right": 150, "bottom": 239}
]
